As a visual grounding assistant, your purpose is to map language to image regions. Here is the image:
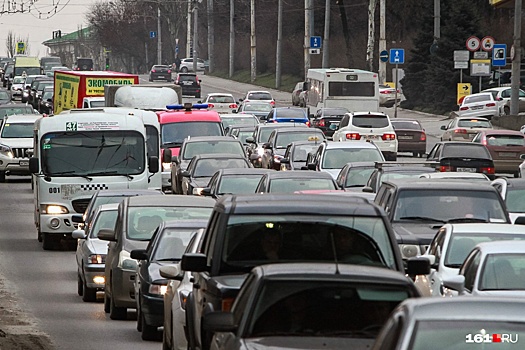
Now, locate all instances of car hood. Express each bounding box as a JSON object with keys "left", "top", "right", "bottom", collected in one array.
[
  {"left": 86, "top": 238, "right": 109, "bottom": 255},
  {"left": 243, "top": 336, "right": 374, "bottom": 350},
  {"left": 392, "top": 222, "right": 442, "bottom": 245}
]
